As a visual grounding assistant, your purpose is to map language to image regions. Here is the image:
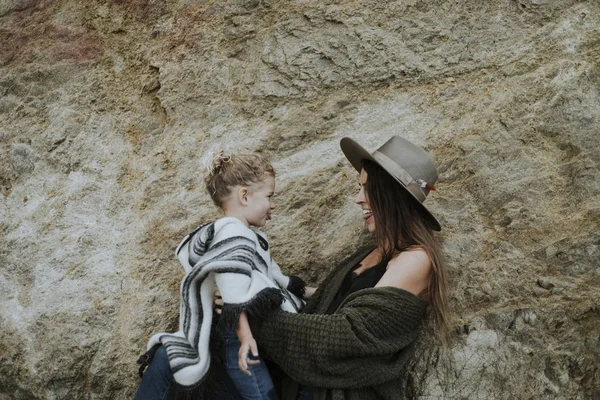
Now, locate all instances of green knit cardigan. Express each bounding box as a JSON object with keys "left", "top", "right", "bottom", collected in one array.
[{"left": 253, "top": 248, "right": 429, "bottom": 400}]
